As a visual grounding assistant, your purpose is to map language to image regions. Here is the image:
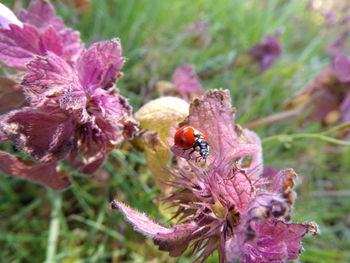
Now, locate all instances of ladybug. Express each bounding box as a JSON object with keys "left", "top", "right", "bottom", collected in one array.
[{"left": 174, "top": 126, "right": 209, "bottom": 160}]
